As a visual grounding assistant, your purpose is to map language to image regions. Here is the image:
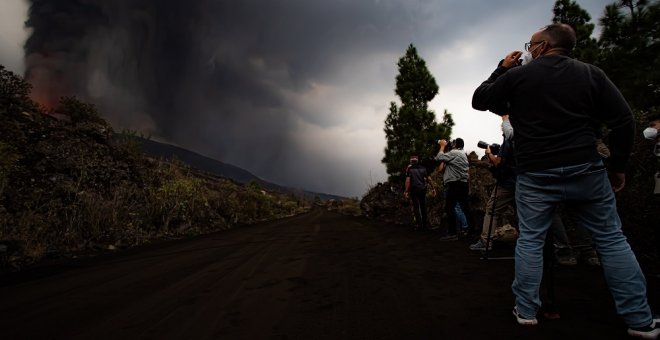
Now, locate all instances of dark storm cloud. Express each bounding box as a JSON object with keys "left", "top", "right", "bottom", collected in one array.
[
  {"left": 23, "top": 0, "right": 525, "bottom": 196},
  {"left": 24, "top": 0, "right": 290, "bottom": 158}
]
